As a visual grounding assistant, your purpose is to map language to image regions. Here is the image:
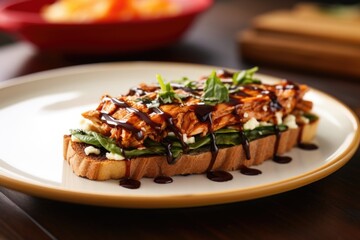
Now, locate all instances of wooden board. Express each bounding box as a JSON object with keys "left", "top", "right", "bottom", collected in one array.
[{"left": 238, "top": 3, "right": 360, "bottom": 78}]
